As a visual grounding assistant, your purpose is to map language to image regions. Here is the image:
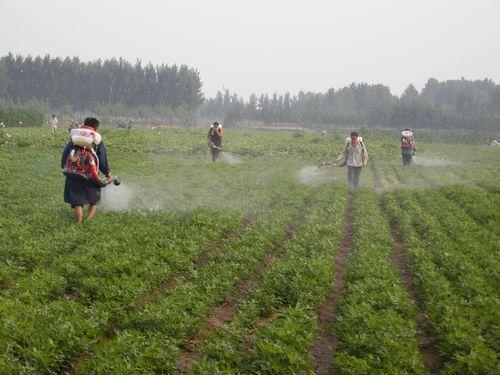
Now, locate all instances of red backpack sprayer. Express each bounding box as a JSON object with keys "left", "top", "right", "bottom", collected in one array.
[{"left": 63, "top": 127, "right": 121, "bottom": 187}]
